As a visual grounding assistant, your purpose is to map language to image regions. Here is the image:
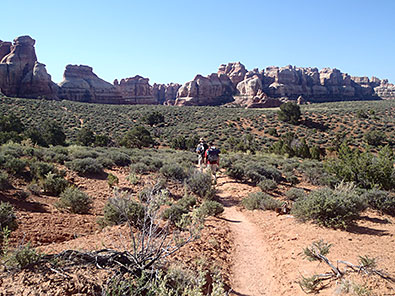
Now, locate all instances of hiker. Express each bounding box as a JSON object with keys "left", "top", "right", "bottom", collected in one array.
[
  {"left": 205, "top": 141, "right": 220, "bottom": 184},
  {"left": 196, "top": 138, "right": 208, "bottom": 172}
]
